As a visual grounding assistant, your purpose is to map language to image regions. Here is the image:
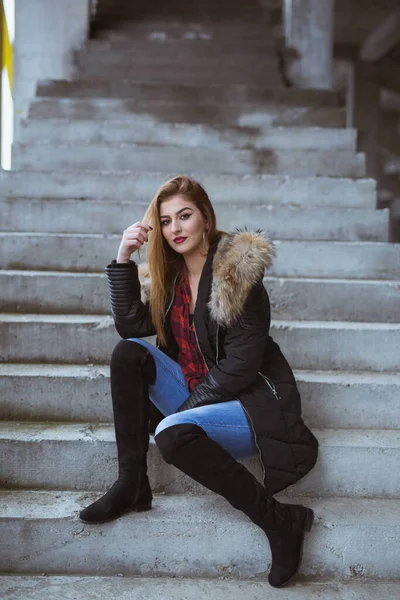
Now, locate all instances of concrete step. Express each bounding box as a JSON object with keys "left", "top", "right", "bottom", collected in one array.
[
  {"left": 1, "top": 577, "right": 399, "bottom": 600},
  {"left": 72, "top": 65, "right": 283, "bottom": 86},
  {"left": 12, "top": 143, "right": 365, "bottom": 178},
  {"left": 75, "top": 53, "right": 281, "bottom": 73},
  {"left": 1, "top": 315, "right": 399, "bottom": 371},
  {"left": 1, "top": 364, "right": 399, "bottom": 430},
  {"left": 1, "top": 423, "right": 399, "bottom": 498},
  {"left": 92, "top": 21, "right": 280, "bottom": 42},
  {"left": 75, "top": 64, "right": 284, "bottom": 87},
  {"left": 0, "top": 198, "right": 387, "bottom": 241},
  {"left": 1, "top": 272, "right": 399, "bottom": 323},
  {"left": 0, "top": 491, "right": 398, "bottom": 579},
  {"left": 33, "top": 84, "right": 342, "bottom": 108},
  {"left": 36, "top": 80, "right": 343, "bottom": 104},
  {"left": 87, "top": 37, "right": 277, "bottom": 53},
  {"left": 0, "top": 171, "right": 376, "bottom": 206},
  {"left": 19, "top": 121, "right": 357, "bottom": 151},
  {"left": 29, "top": 98, "right": 346, "bottom": 128},
  {"left": 1, "top": 237, "right": 398, "bottom": 280},
  {"left": 78, "top": 47, "right": 279, "bottom": 70}
]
